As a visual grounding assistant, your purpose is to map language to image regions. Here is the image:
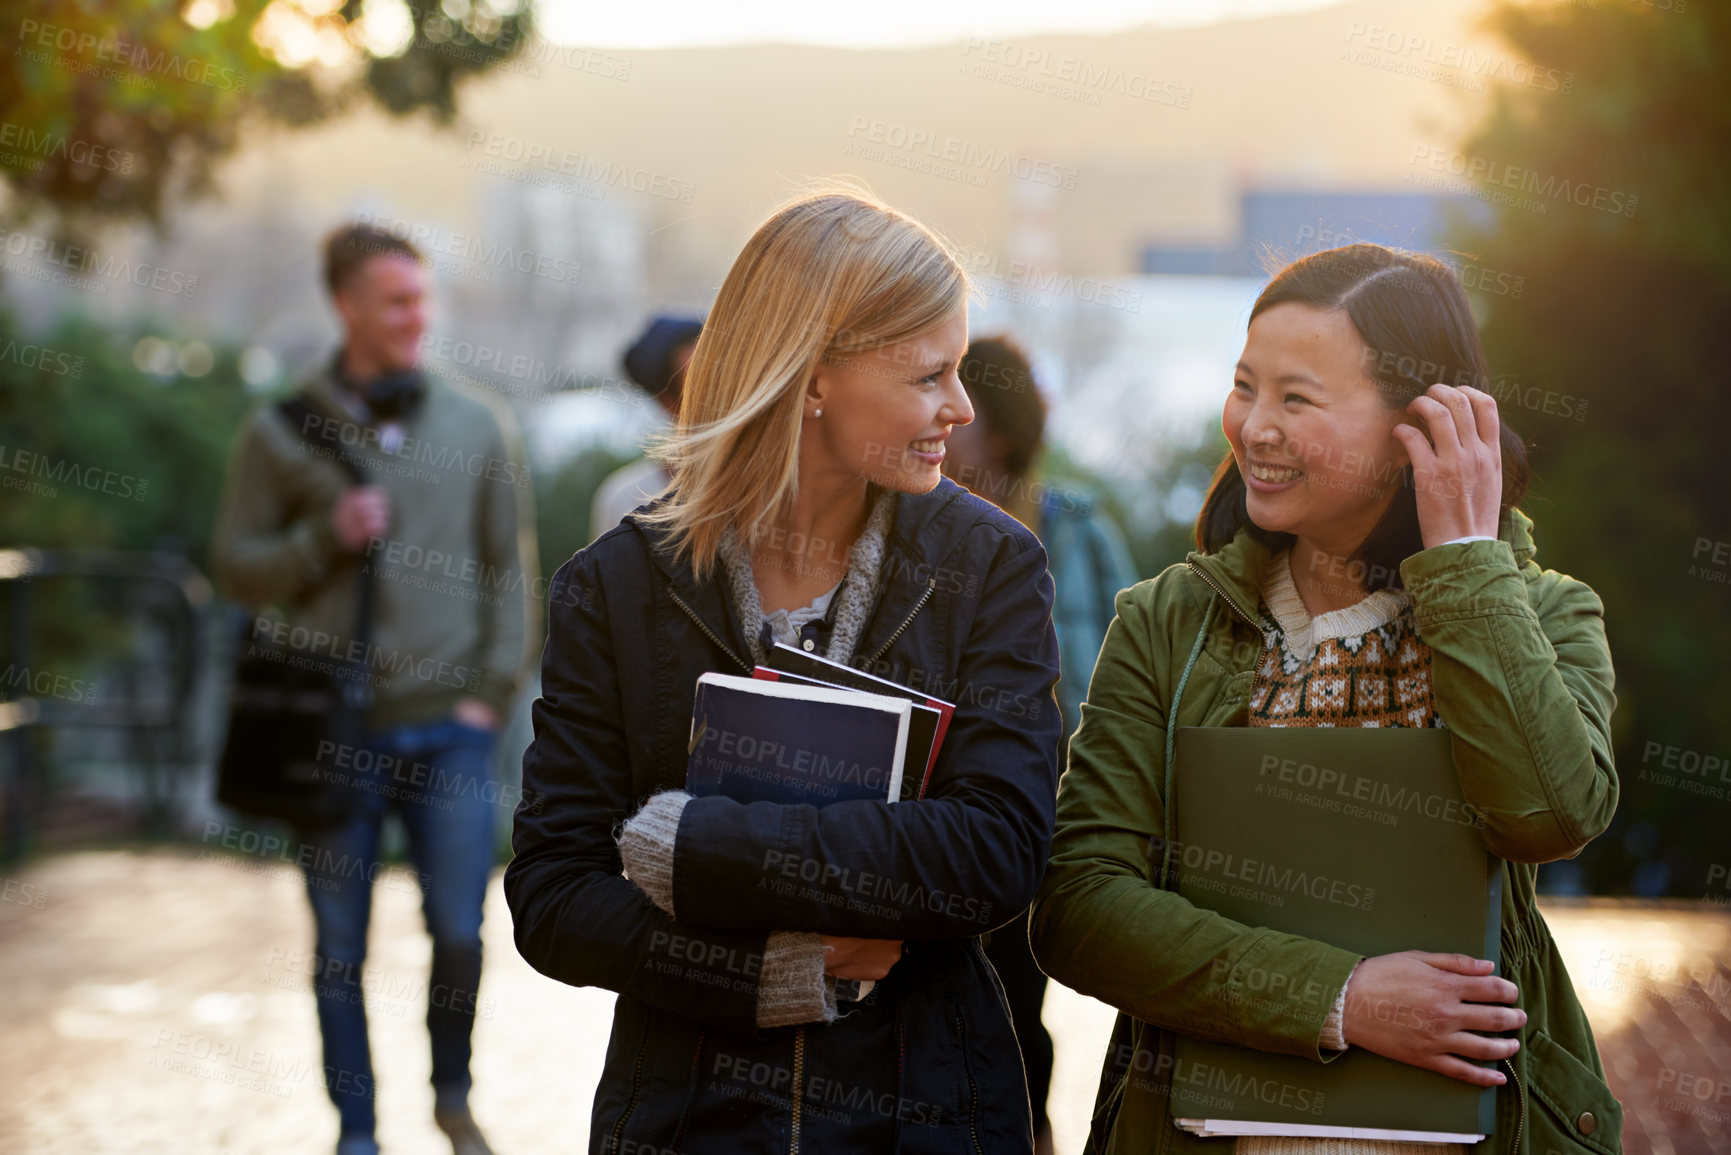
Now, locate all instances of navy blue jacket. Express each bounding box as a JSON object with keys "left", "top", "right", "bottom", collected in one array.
[{"left": 505, "top": 476, "right": 1062, "bottom": 1153}]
